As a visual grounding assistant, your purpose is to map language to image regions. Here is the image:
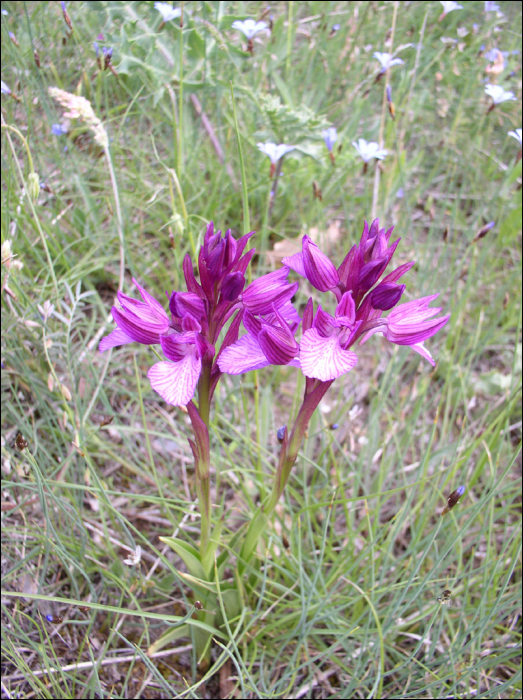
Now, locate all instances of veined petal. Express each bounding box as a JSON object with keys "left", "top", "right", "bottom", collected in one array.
[
  {"left": 111, "top": 306, "right": 163, "bottom": 345},
  {"left": 217, "top": 334, "right": 270, "bottom": 374},
  {"left": 282, "top": 251, "right": 306, "bottom": 277},
  {"left": 148, "top": 354, "right": 201, "bottom": 406},
  {"left": 313, "top": 306, "right": 337, "bottom": 337},
  {"left": 409, "top": 342, "right": 436, "bottom": 366},
  {"left": 258, "top": 326, "right": 299, "bottom": 365},
  {"left": 99, "top": 327, "right": 135, "bottom": 352},
  {"left": 336, "top": 291, "right": 356, "bottom": 322},
  {"left": 116, "top": 291, "right": 169, "bottom": 329},
  {"left": 387, "top": 315, "right": 450, "bottom": 345},
  {"left": 133, "top": 278, "right": 168, "bottom": 320},
  {"left": 242, "top": 268, "right": 298, "bottom": 314},
  {"left": 277, "top": 300, "right": 302, "bottom": 324},
  {"left": 300, "top": 328, "right": 358, "bottom": 381},
  {"left": 302, "top": 236, "right": 339, "bottom": 291},
  {"left": 160, "top": 333, "right": 193, "bottom": 362}
]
